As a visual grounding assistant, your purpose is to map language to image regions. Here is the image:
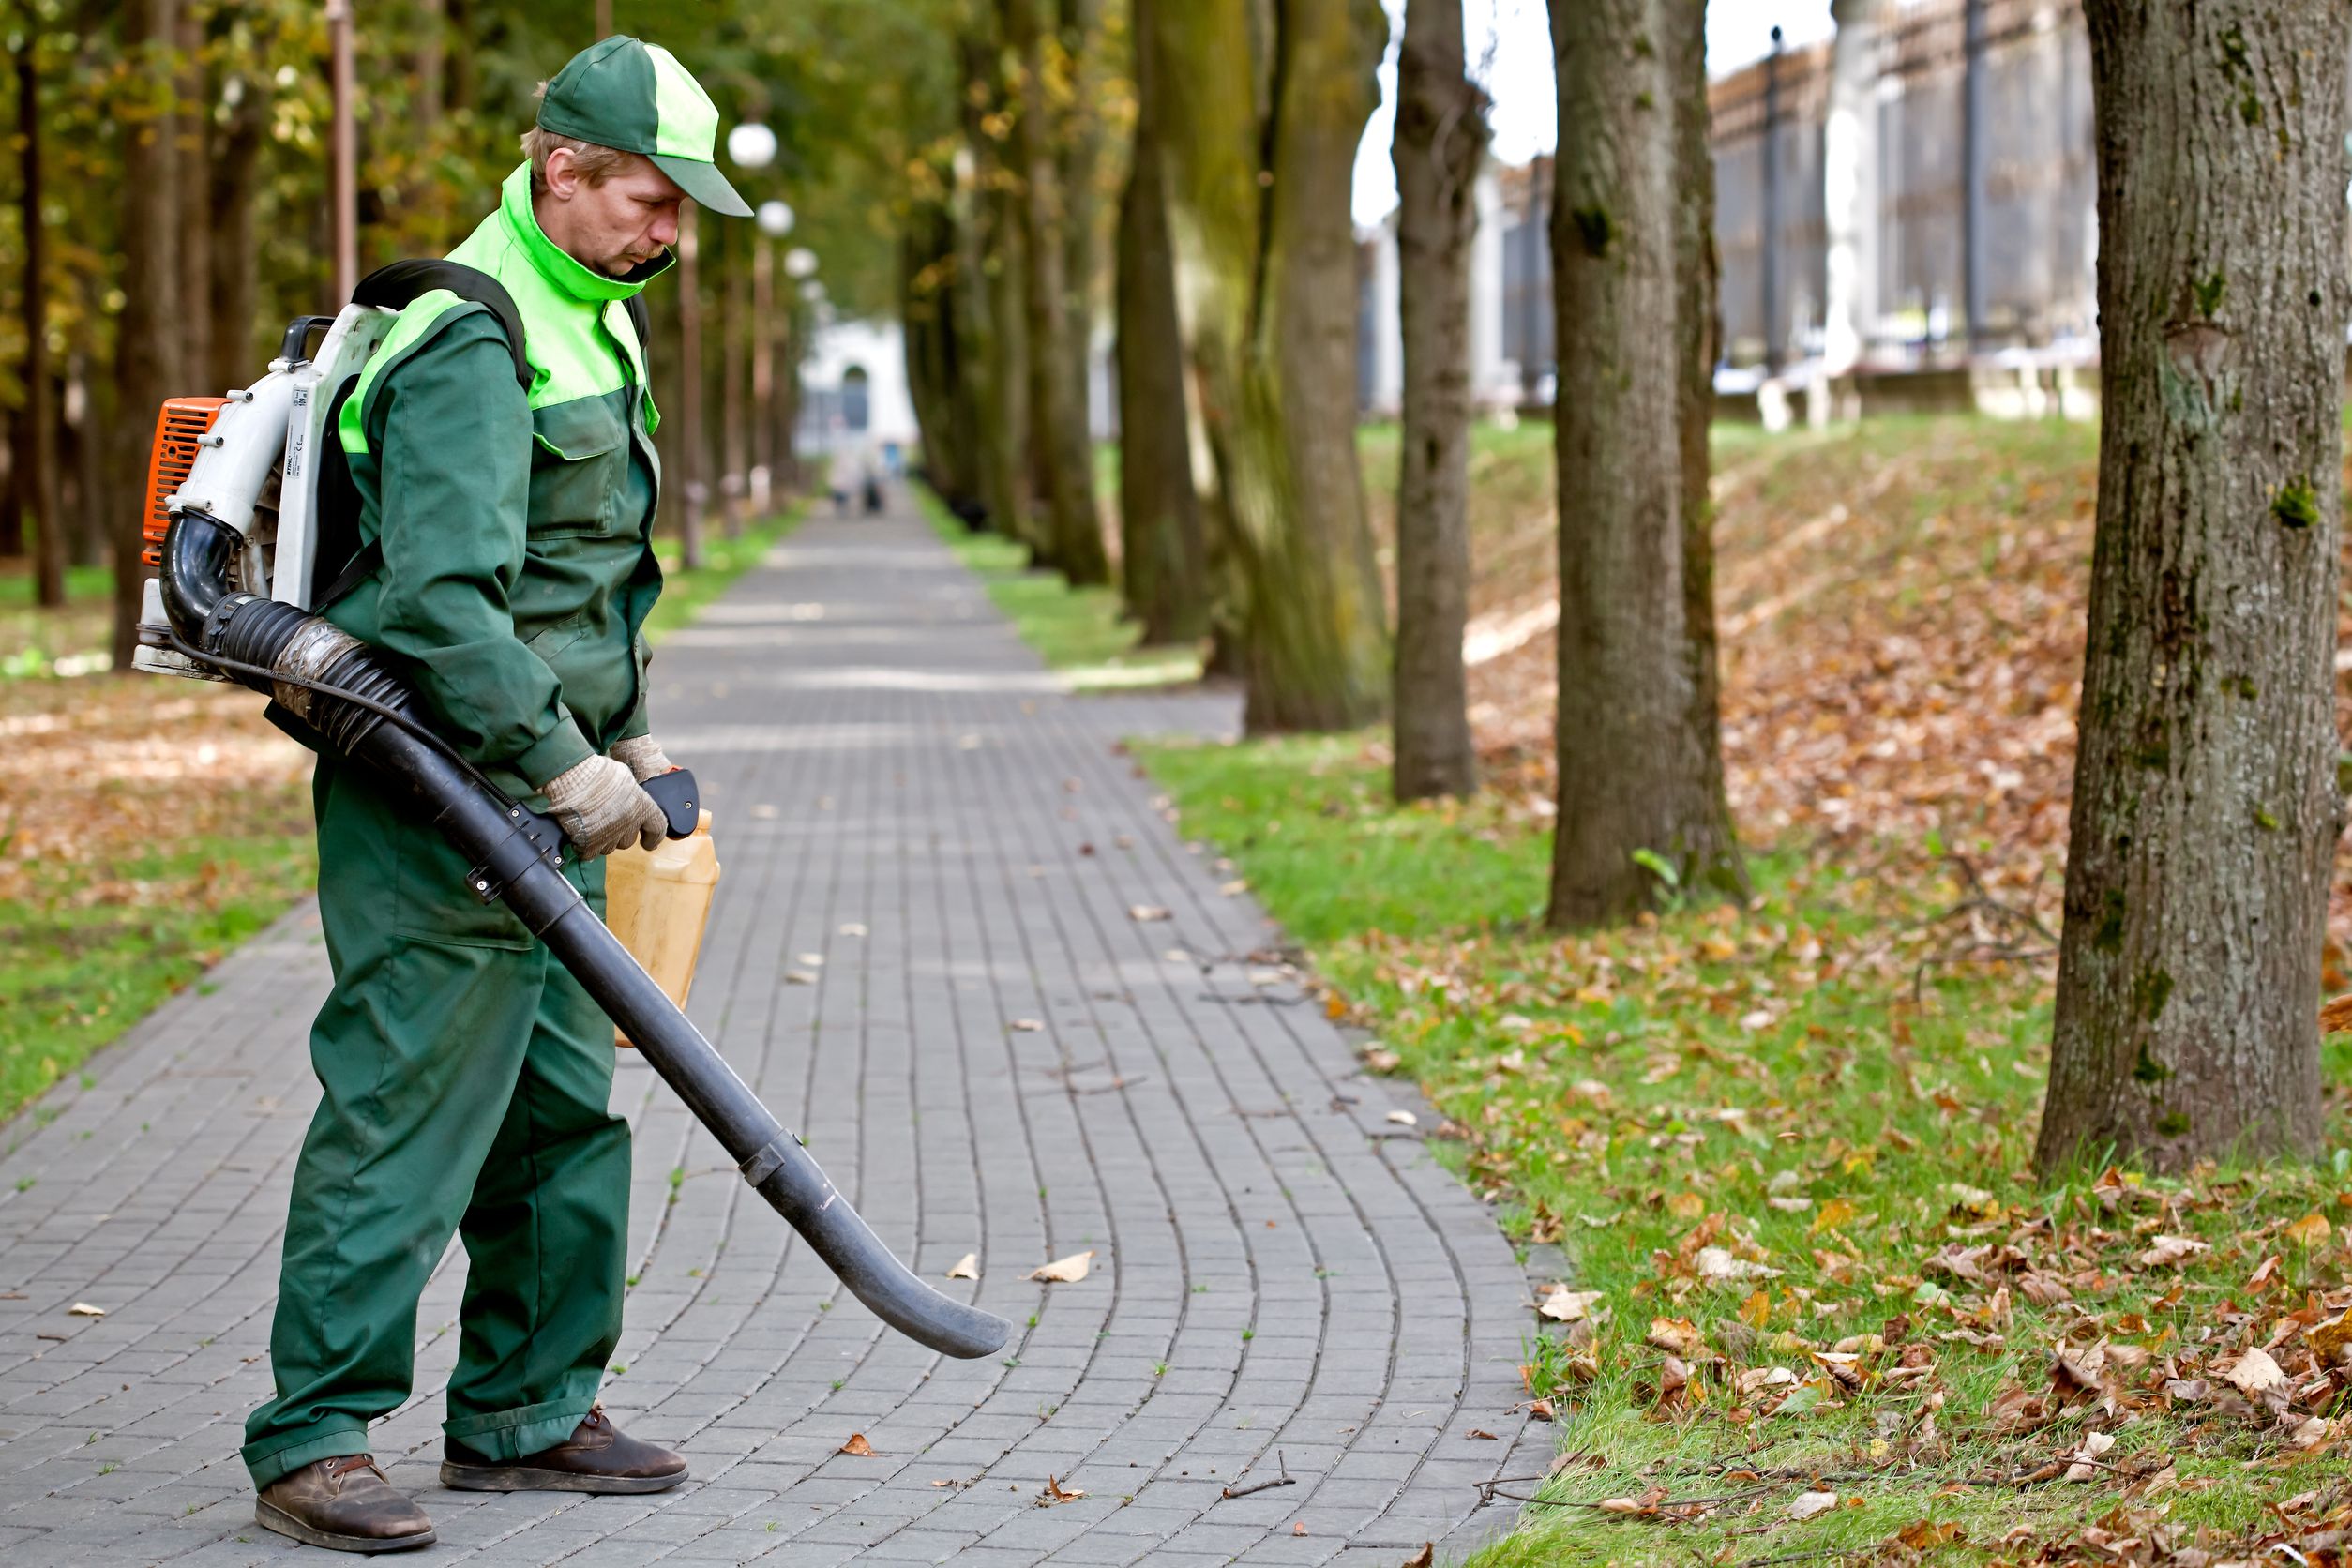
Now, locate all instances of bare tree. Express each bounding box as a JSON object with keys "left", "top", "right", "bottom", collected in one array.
[
  {"left": 113, "top": 0, "right": 181, "bottom": 669},
  {"left": 1545, "top": 0, "right": 1743, "bottom": 925},
  {"left": 17, "top": 23, "right": 59, "bottom": 609},
  {"left": 1113, "top": 0, "right": 1206, "bottom": 647},
  {"left": 1003, "top": 0, "right": 1110, "bottom": 585},
  {"left": 1151, "top": 0, "right": 1392, "bottom": 732},
  {"left": 1389, "top": 0, "right": 1488, "bottom": 801},
  {"left": 2036, "top": 0, "right": 2352, "bottom": 1172}
]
